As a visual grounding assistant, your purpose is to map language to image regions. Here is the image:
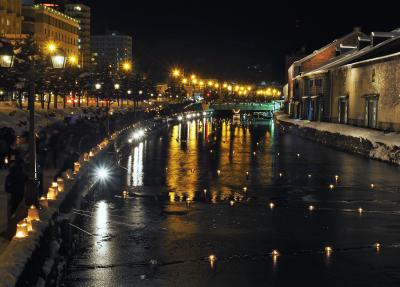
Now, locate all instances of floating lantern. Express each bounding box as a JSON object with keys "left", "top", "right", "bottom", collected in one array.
[
  {"left": 271, "top": 250, "right": 280, "bottom": 257},
  {"left": 40, "top": 196, "right": 48, "bottom": 208},
  {"left": 308, "top": 174, "right": 312, "bottom": 178},
  {"left": 335, "top": 175, "right": 339, "bottom": 182},
  {"left": 203, "top": 189, "right": 207, "bottom": 195},
  {"left": 73, "top": 162, "right": 81, "bottom": 174},
  {"left": 370, "top": 183, "right": 375, "bottom": 189},
  {"left": 329, "top": 184, "right": 334, "bottom": 190},
  {"left": 297, "top": 153, "right": 300, "bottom": 157},
  {"left": 217, "top": 170, "right": 221, "bottom": 176},
  {"left": 47, "top": 187, "right": 58, "bottom": 200},
  {"left": 269, "top": 202, "right": 275, "bottom": 210},
  {"left": 325, "top": 246, "right": 333, "bottom": 255},
  {"left": 57, "top": 178, "right": 64, "bottom": 192},
  {"left": 357, "top": 207, "right": 363, "bottom": 214},
  {"left": 374, "top": 243, "right": 381, "bottom": 251},
  {"left": 28, "top": 205, "right": 40, "bottom": 222},
  {"left": 210, "top": 149, "right": 213, "bottom": 153},
  {"left": 309, "top": 205, "right": 315, "bottom": 211},
  {"left": 279, "top": 172, "right": 283, "bottom": 178},
  {"left": 246, "top": 171, "right": 249, "bottom": 177},
  {"left": 253, "top": 152, "right": 256, "bottom": 156},
  {"left": 243, "top": 187, "right": 247, "bottom": 192},
  {"left": 230, "top": 200, "right": 235, "bottom": 206},
  {"left": 15, "top": 221, "right": 28, "bottom": 238},
  {"left": 277, "top": 153, "right": 280, "bottom": 156},
  {"left": 208, "top": 254, "right": 217, "bottom": 268}
]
